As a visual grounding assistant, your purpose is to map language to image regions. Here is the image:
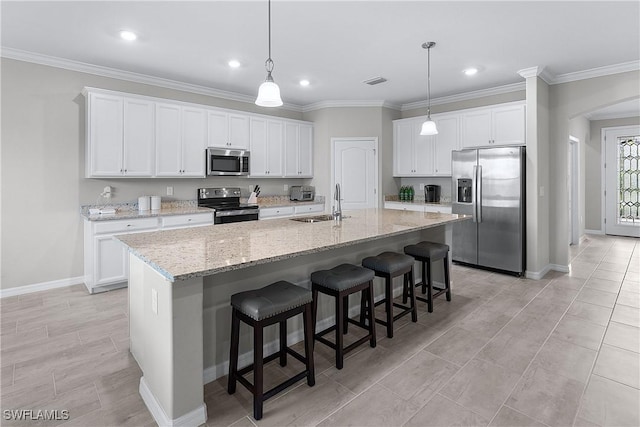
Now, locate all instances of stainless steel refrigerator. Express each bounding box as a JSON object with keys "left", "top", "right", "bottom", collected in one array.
[{"left": 451, "top": 146, "right": 526, "bottom": 275}]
